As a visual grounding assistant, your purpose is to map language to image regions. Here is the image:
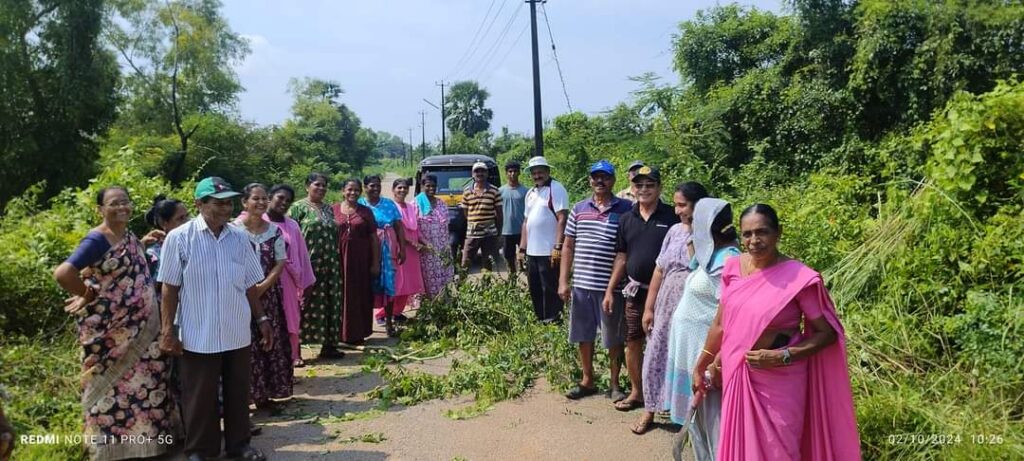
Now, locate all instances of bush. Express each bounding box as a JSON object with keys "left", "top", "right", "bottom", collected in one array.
[{"left": 0, "top": 146, "right": 193, "bottom": 335}]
